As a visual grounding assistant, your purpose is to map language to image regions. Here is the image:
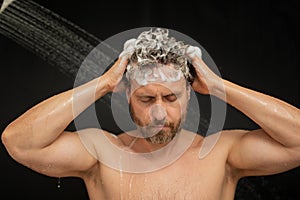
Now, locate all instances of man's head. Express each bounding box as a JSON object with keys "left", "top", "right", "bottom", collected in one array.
[
  {"left": 124, "top": 28, "right": 193, "bottom": 144},
  {"left": 126, "top": 28, "right": 195, "bottom": 85}
]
